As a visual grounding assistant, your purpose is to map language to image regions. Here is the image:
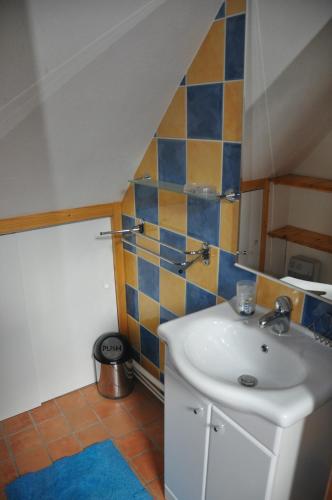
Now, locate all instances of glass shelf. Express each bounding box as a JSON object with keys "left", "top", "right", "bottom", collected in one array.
[{"left": 129, "top": 177, "right": 224, "bottom": 201}]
